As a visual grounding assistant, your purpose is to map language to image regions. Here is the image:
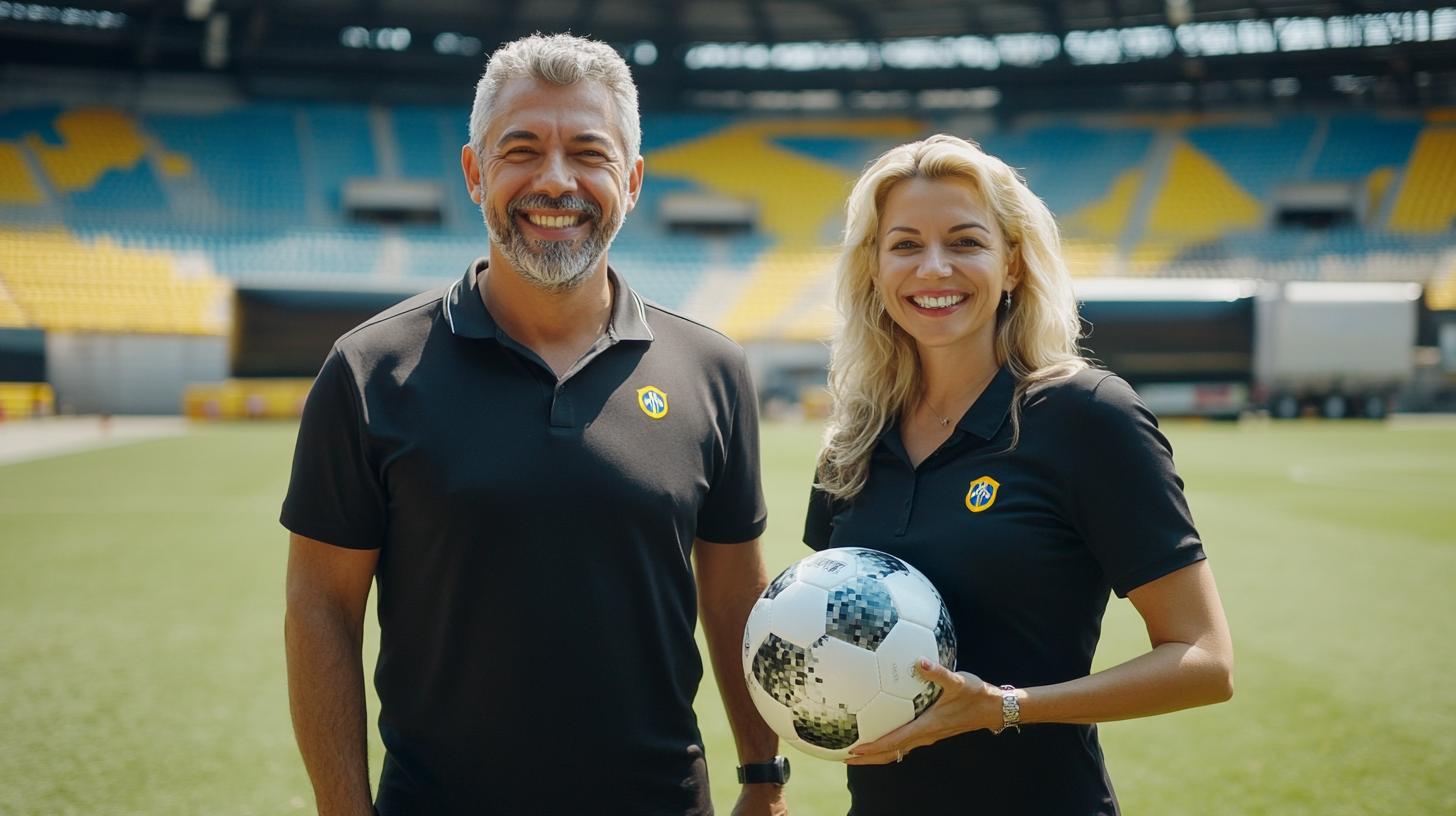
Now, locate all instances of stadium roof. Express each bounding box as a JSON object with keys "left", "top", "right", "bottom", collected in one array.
[{"left": 2, "top": 0, "right": 1453, "bottom": 111}]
